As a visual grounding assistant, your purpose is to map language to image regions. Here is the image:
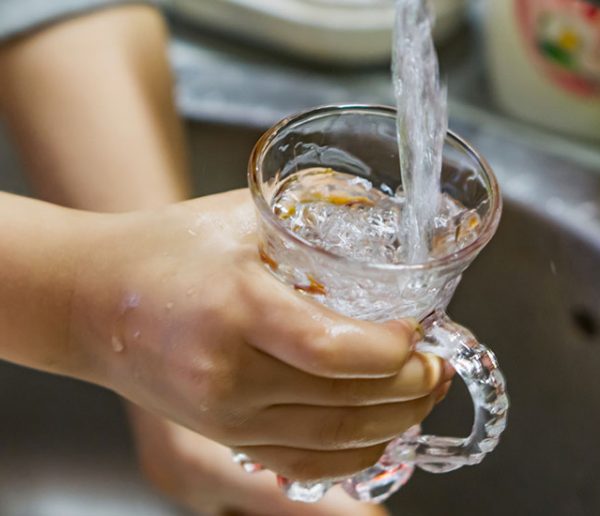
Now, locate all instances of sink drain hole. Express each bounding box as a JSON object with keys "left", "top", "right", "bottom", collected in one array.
[{"left": 571, "top": 308, "right": 598, "bottom": 340}]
